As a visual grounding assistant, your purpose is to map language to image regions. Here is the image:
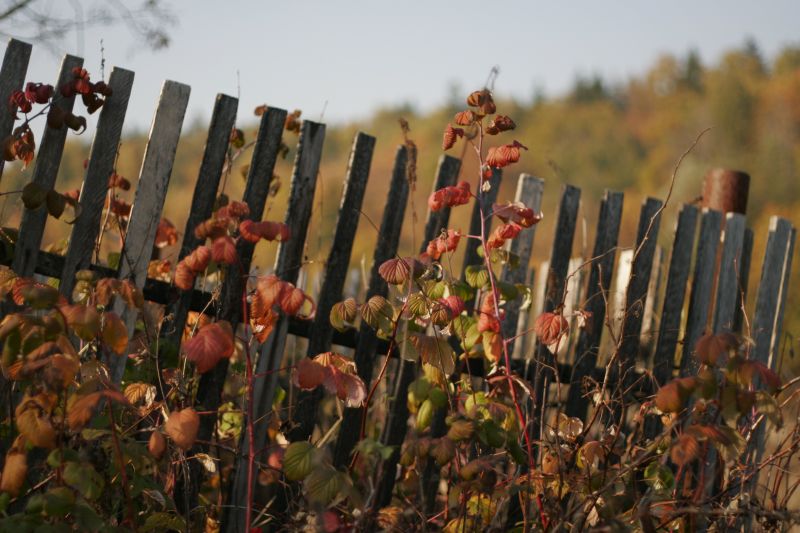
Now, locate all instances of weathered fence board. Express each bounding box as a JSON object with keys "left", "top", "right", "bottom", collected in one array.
[
  {"left": 12, "top": 54, "right": 83, "bottom": 278},
  {"left": 679, "top": 209, "right": 723, "bottom": 377},
  {"left": 502, "top": 174, "right": 545, "bottom": 357},
  {"left": 288, "top": 131, "right": 375, "bottom": 442},
  {"left": 165, "top": 93, "right": 238, "bottom": 347},
  {"left": 333, "top": 145, "right": 410, "bottom": 468},
  {"left": 374, "top": 154, "right": 461, "bottom": 510},
  {"left": 713, "top": 213, "right": 747, "bottom": 332},
  {"left": 0, "top": 38, "right": 32, "bottom": 181},
  {"left": 58, "top": 67, "right": 135, "bottom": 298},
  {"left": 108, "top": 80, "right": 190, "bottom": 383},
  {"left": 529, "top": 184, "right": 581, "bottom": 439},
  {"left": 565, "top": 189, "right": 624, "bottom": 418},
  {"left": 643, "top": 203, "right": 698, "bottom": 439}
]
